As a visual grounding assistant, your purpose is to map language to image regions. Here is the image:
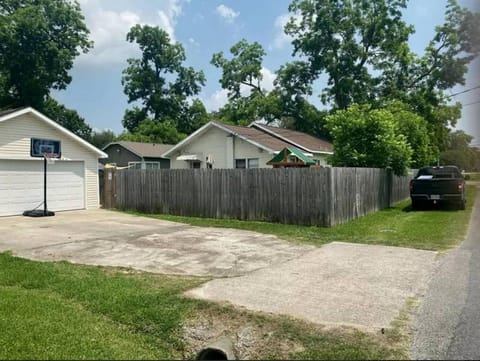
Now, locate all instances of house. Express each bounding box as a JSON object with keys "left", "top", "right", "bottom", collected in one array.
[
  {"left": 0, "top": 107, "right": 107, "bottom": 216},
  {"left": 162, "top": 121, "right": 333, "bottom": 169},
  {"left": 102, "top": 141, "right": 173, "bottom": 169}
]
